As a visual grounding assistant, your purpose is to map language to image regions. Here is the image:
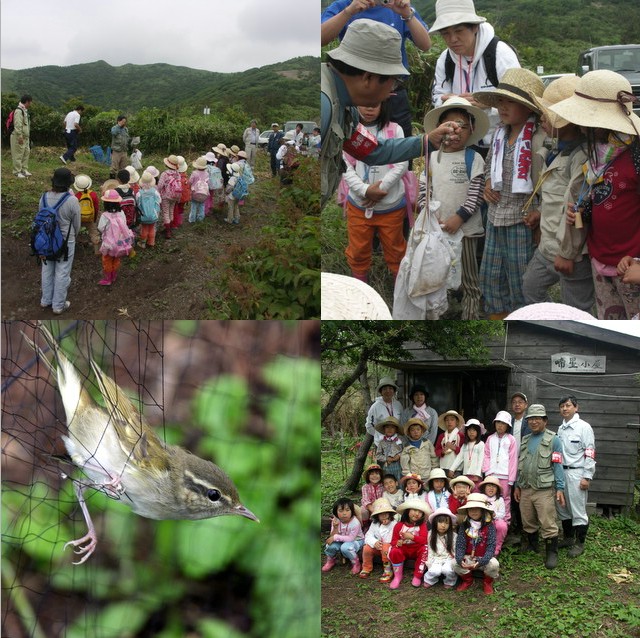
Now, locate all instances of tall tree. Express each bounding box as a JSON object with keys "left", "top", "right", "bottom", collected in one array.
[{"left": 321, "top": 321, "right": 504, "bottom": 492}]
